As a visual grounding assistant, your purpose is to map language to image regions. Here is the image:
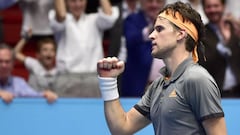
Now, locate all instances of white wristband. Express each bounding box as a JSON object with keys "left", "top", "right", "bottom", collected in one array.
[{"left": 98, "top": 76, "right": 119, "bottom": 101}]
